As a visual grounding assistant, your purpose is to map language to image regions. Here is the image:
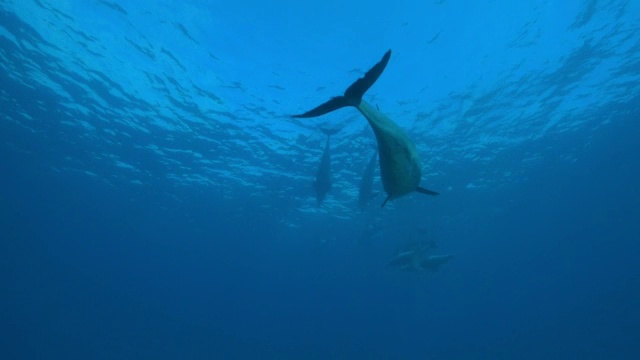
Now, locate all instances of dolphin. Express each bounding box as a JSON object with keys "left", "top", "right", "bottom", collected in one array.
[
  {"left": 387, "top": 239, "right": 452, "bottom": 272},
  {"left": 293, "top": 50, "right": 439, "bottom": 207},
  {"left": 387, "top": 249, "right": 423, "bottom": 270},
  {"left": 387, "top": 248, "right": 454, "bottom": 272},
  {"left": 358, "top": 149, "right": 378, "bottom": 210},
  {"left": 314, "top": 127, "right": 340, "bottom": 206},
  {"left": 420, "top": 254, "right": 454, "bottom": 272}
]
